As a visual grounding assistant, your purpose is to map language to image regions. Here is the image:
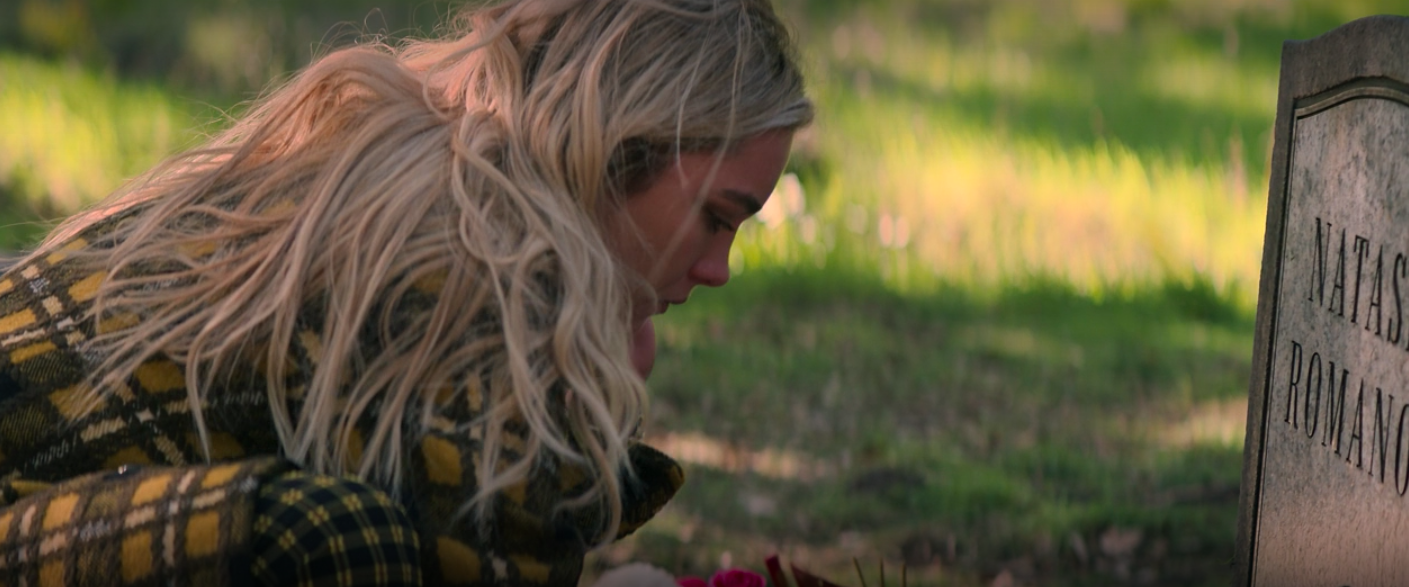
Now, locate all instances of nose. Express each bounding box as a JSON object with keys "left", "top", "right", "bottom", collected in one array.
[{"left": 688, "top": 237, "right": 733, "bottom": 288}]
